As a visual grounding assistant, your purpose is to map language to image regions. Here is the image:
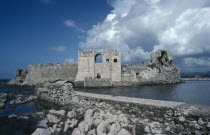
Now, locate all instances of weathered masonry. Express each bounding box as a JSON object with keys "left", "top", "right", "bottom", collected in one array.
[
  {"left": 9, "top": 49, "right": 182, "bottom": 87},
  {"left": 75, "top": 49, "right": 121, "bottom": 87}
]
